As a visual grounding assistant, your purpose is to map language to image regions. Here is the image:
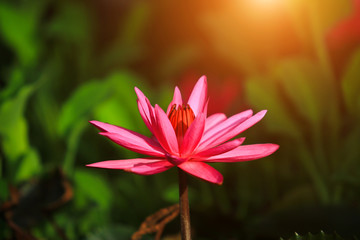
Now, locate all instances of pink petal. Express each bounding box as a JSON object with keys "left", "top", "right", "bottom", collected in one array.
[
  {"left": 187, "top": 76, "right": 208, "bottom": 116},
  {"left": 153, "top": 104, "right": 179, "bottom": 154},
  {"left": 99, "top": 132, "right": 166, "bottom": 157},
  {"left": 137, "top": 99, "right": 153, "bottom": 132},
  {"left": 166, "top": 87, "right": 183, "bottom": 115},
  {"left": 135, "top": 87, "right": 155, "bottom": 133},
  {"left": 90, "top": 120, "right": 165, "bottom": 156},
  {"left": 201, "top": 143, "right": 279, "bottom": 162},
  {"left": 180, "top": 113, "right": 206, "bottom": 156},
  {"left": 128, "top": 160, "right": 174, "bottom": 175},
  {"left": 178, "top": 161, "right": 223, "bottom": 185},
  {"left": 197, "top": 109, "right": 253, "bottom": 151},
  {"left": 145, "top": 97, "right": 157, "bottom": 124},
  {"left": 194, "top": 137, "right": 245, "bottom": 158},
  {"left": 217, "top": 110, "right": 266, "bottom": 142},
  {"left": 204, "top": 113, "right": 227, "bottom": 133},
  {"left": 86, "top": 158, "right": 163, "bottom": 169},
  {"left": 90, "top": 120, "right": 126, "bottom": 133},
  {"left": 135, "top": 87, "right": 150, "bottom": 105},
  {"left": 203, "top": 100, "right": 209, "bottom": 117}
]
